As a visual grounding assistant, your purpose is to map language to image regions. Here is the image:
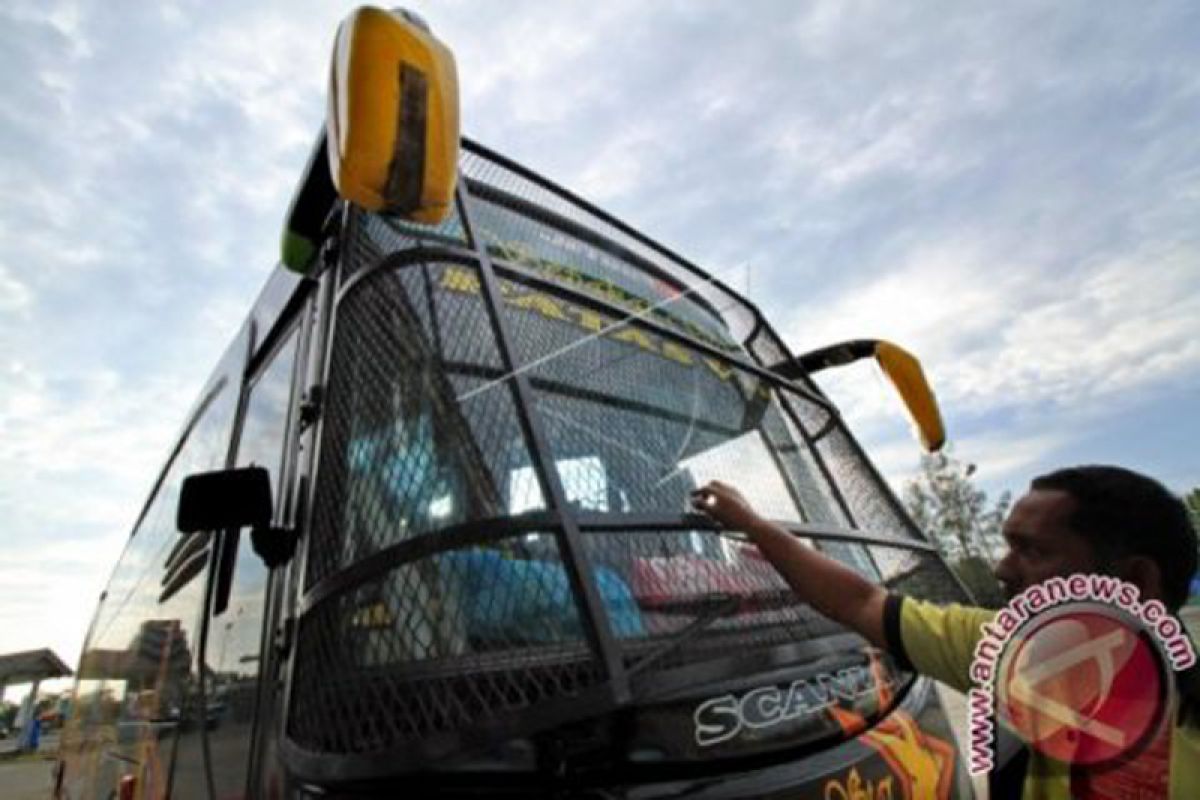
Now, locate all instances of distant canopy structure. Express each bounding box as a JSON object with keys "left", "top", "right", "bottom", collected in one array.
[
  {"left": 0, "top": 649, "right": 71, "bottom": 750},
  {"left": 0, "top": 648, "right": 73, "bottom": 691}
]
